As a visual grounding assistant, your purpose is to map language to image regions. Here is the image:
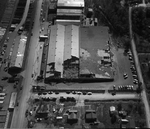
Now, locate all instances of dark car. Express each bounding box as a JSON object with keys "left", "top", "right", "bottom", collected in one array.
[
  {"left": 83, "top": 92, "right": 87, "bottom": 95},
  {"left": 1, "top": 77, "right": 9, "bottom": 80},
  {"left": 55, "top": 91, "right": 59, "bottom": 94},
  {"left": 66, "top": 91, "right": 71, "bottom": 94}
]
